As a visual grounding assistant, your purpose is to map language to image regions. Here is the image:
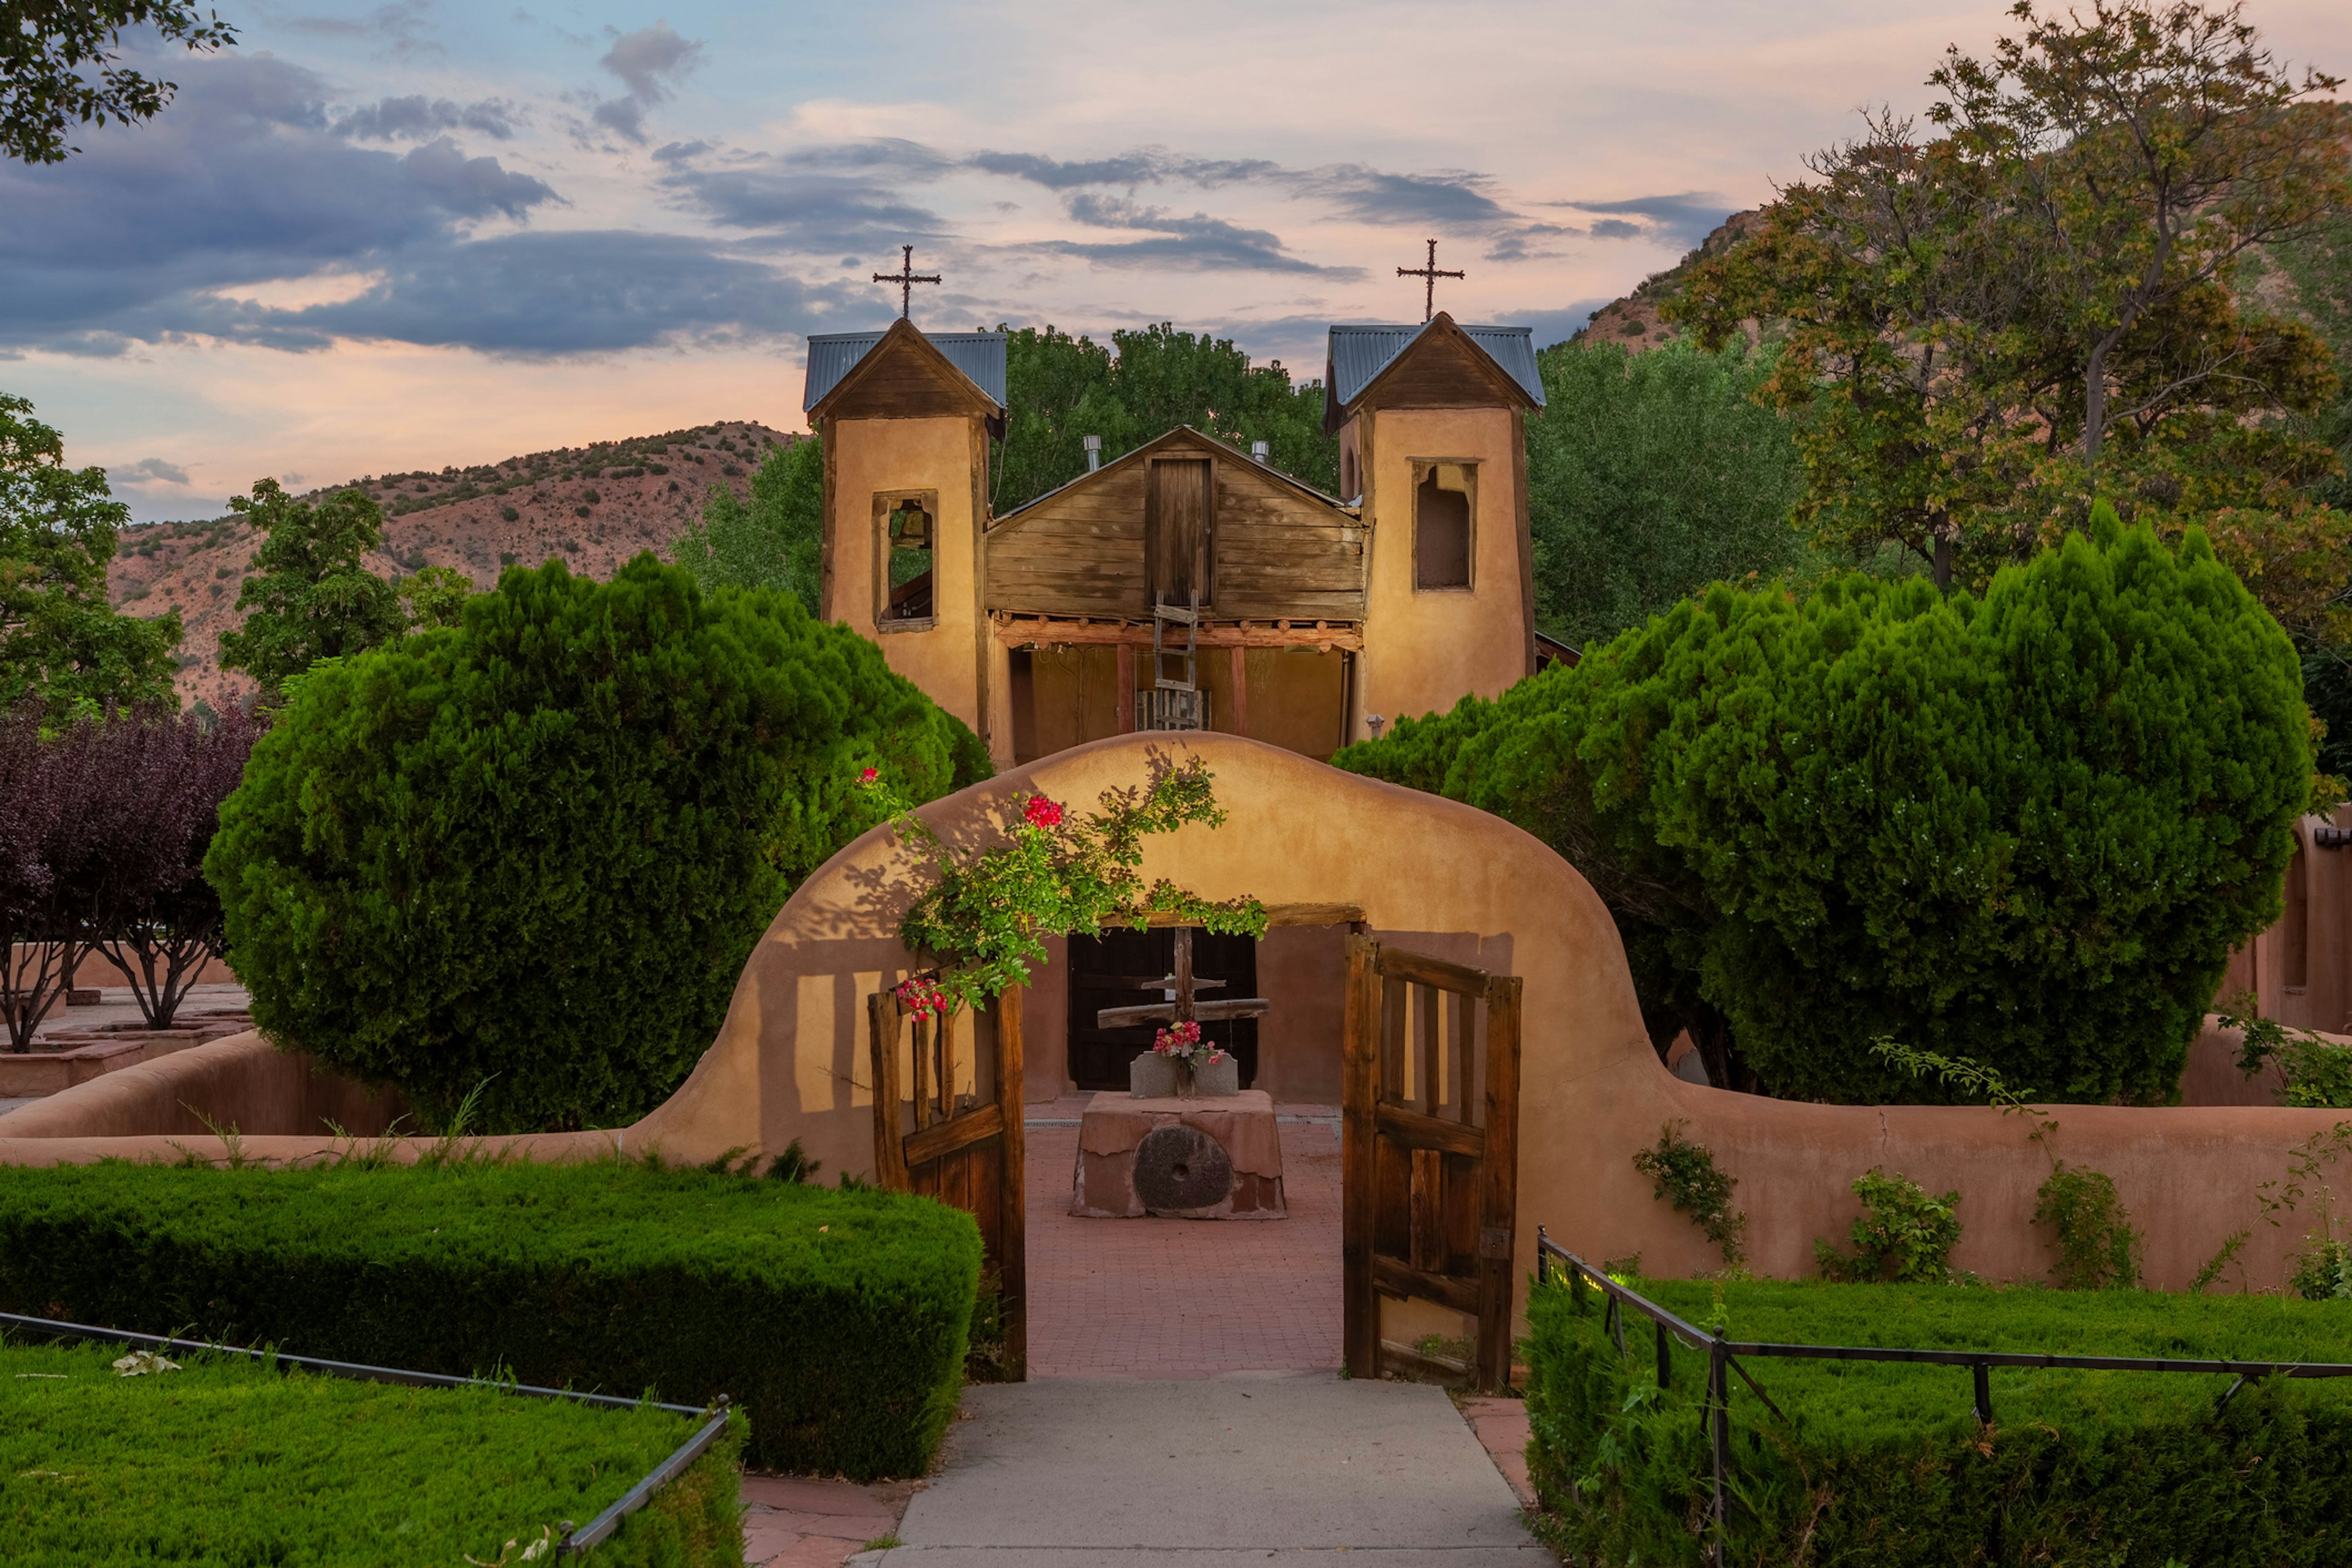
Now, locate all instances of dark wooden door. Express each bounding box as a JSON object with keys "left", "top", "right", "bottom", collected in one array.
[
  {"left": 1341, "top": 935, "right": 1522, "bottom": 1393},
  {"left": 1066, "top": 926, "right": 1258, "bottom": 1091},
  {"left": 1145, "top": 458, "right": 1213, "bottom": 609},
  {"left": 867, "top": 988, "right": 1027, "bottom": 1380}
]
